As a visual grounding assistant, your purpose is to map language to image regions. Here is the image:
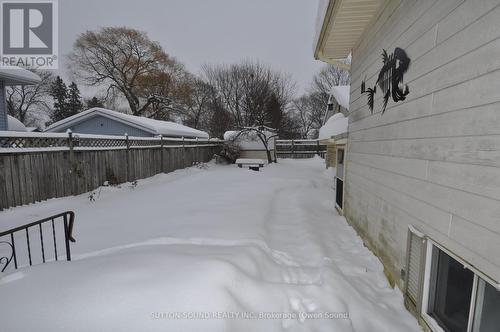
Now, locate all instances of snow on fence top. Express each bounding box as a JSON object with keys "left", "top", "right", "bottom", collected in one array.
[
  {"left": 0, "top": 131, "right": 222, "bottom": 153},
  {"left": 45, "top": 108, "right": 209, "bottom": 139}
]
